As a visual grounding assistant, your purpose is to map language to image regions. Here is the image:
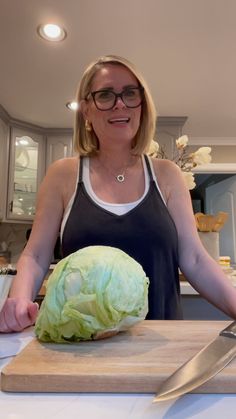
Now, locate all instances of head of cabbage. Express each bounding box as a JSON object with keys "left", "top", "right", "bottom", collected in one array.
[{"left": 35, "top": 246, "right": 149, "bottom": 342}]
